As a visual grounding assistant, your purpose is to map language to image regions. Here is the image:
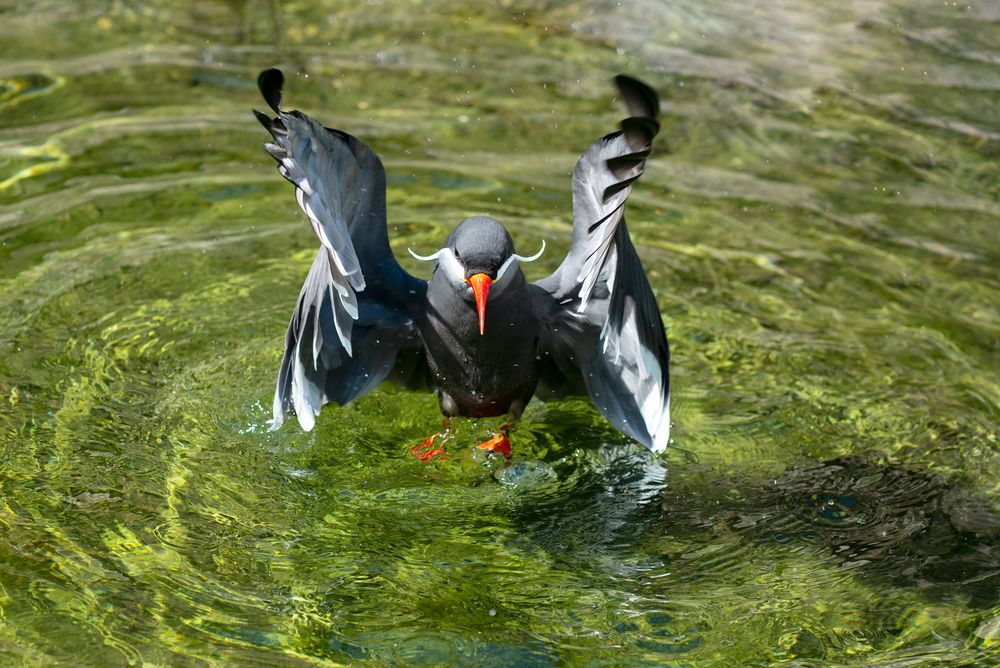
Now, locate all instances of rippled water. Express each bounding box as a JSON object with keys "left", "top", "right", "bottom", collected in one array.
[{"left": 1, "top": 0, "right": 998, "bottom": 664}]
